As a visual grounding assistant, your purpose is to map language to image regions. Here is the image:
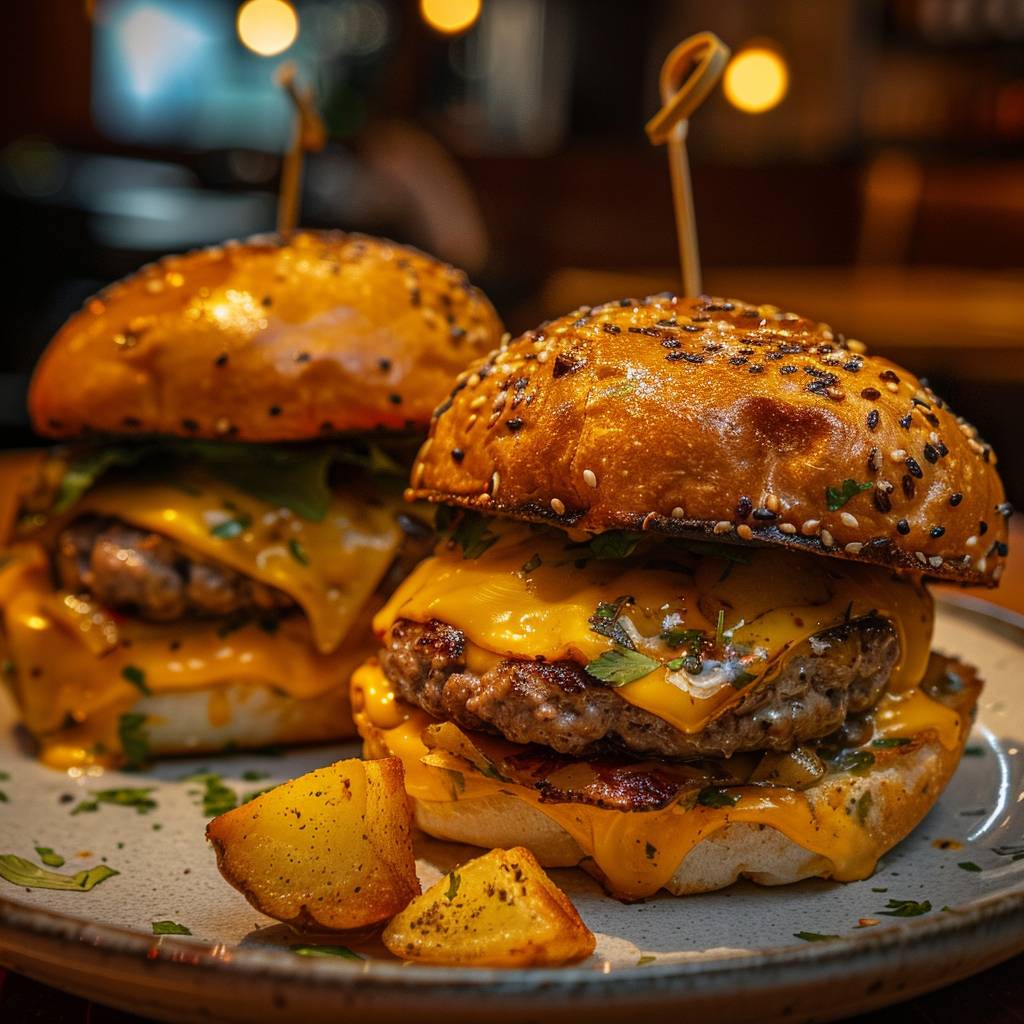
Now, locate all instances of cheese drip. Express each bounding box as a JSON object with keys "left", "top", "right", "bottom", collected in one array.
[
  {"left": 375, "top": 526, "right": 934, "bottom": 735},
  {"left": 352, "top": 660, "right": 967, "bottom": 899}
]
